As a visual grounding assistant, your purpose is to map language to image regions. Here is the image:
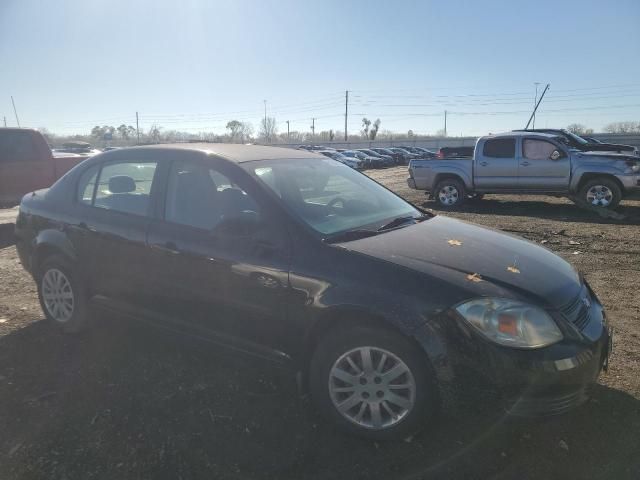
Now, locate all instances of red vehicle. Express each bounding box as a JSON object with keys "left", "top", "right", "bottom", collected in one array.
[{"left": 0, "top": 128, "right": 88, "bottom": 207}]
